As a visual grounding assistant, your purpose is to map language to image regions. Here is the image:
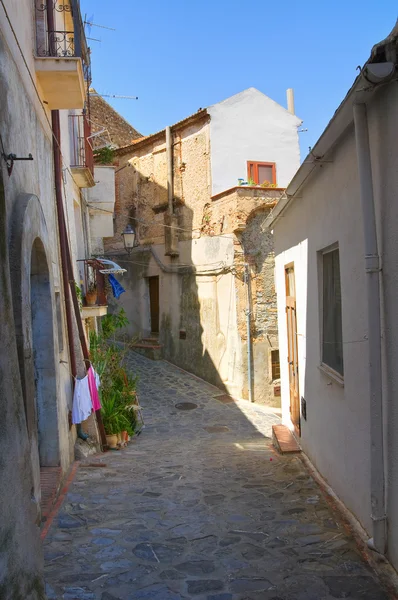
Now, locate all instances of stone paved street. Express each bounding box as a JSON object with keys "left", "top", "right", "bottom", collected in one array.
[{"left": 44, "top": 353, "right": 390, "bottom": 600}]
